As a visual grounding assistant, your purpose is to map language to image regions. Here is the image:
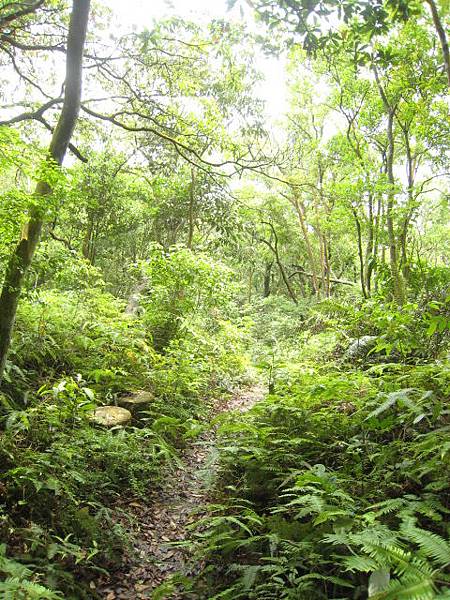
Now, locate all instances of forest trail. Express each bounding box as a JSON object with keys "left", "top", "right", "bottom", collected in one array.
[{"left": 97, "top": 385, "right": 265, "bottom": 600}]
